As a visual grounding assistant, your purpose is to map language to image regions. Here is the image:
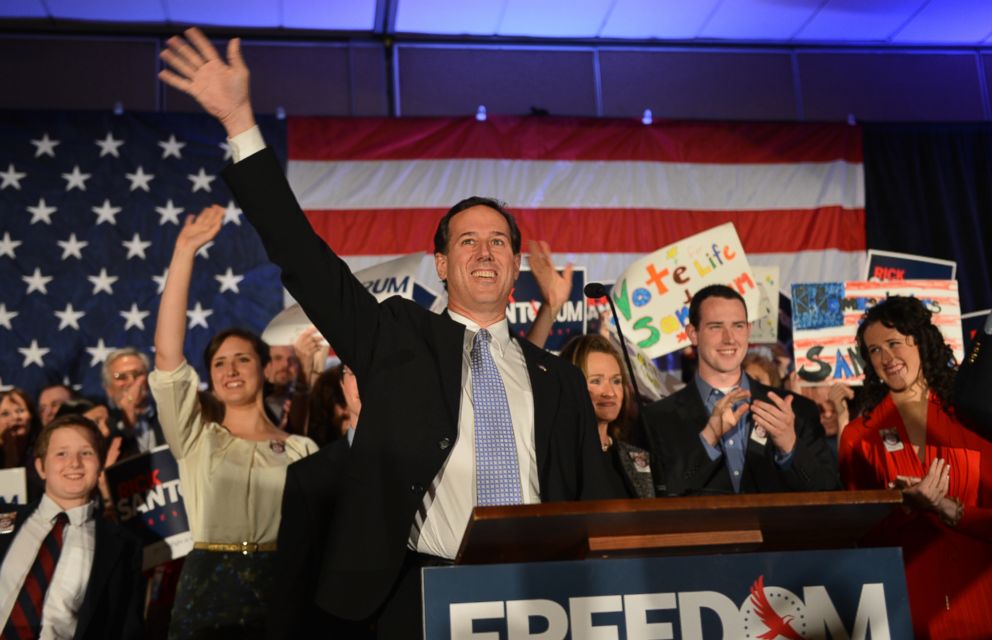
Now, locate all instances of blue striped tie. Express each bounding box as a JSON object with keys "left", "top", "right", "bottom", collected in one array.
[{"left": 471, "top": 329, "right": 523, "bottom": 506}]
